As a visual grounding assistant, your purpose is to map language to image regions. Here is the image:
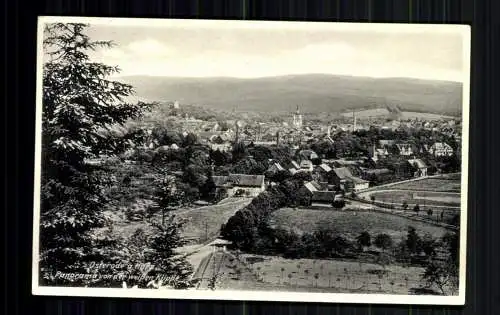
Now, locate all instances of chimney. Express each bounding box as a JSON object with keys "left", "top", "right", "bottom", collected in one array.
[{"left": 276, "top": 130, "right": 280, "bottom": 146}]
